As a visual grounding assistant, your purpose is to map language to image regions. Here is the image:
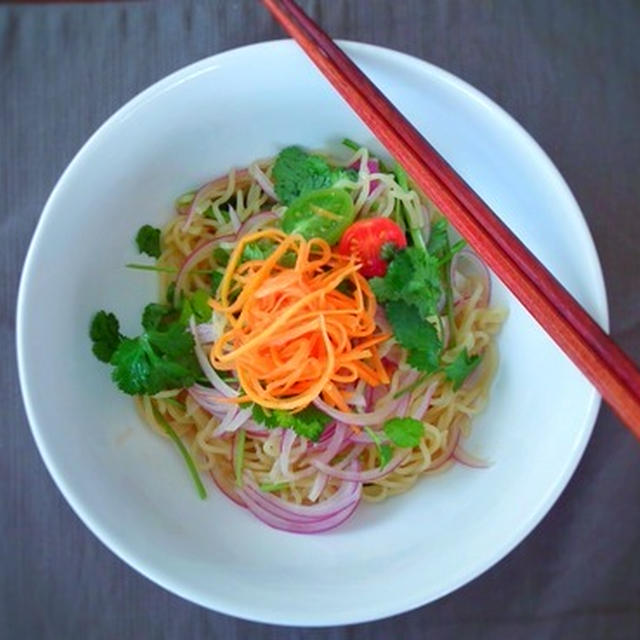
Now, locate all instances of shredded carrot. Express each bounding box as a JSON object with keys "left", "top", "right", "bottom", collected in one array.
[{"left": 209, "top": 229, "right": 390, "bottom": 411}]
